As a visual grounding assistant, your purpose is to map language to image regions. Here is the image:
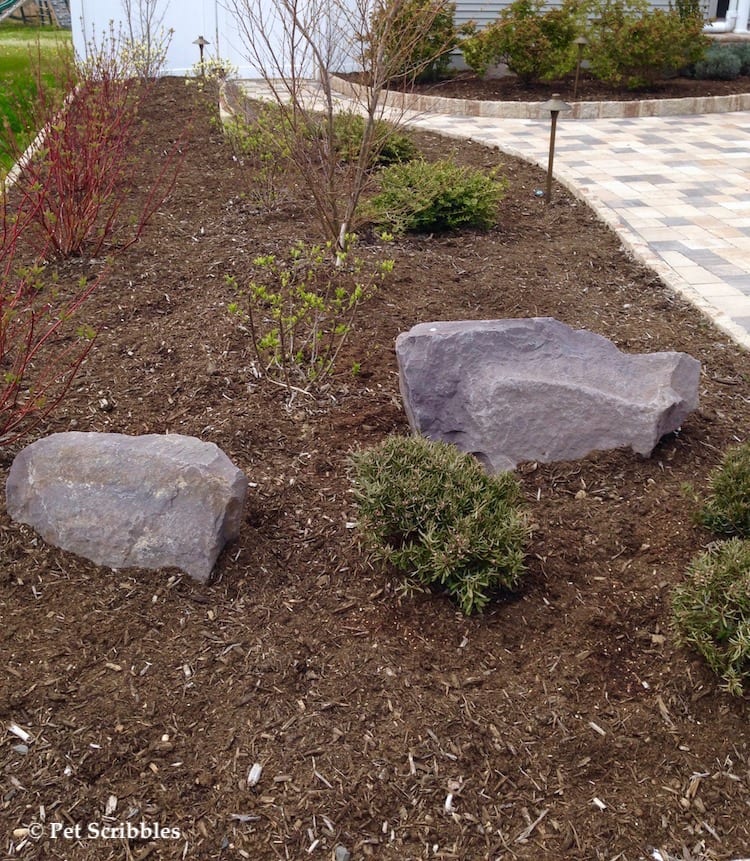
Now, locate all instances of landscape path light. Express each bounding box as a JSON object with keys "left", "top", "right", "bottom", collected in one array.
[
  {"left": 193, "top": 35, "right": 210, "bottom": 76},
  {"left": 540, "top": 93, "right": 571, "bottom": 205},
  {"left": 573, "top": 35, "right": 588, "bottom": 100}
]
